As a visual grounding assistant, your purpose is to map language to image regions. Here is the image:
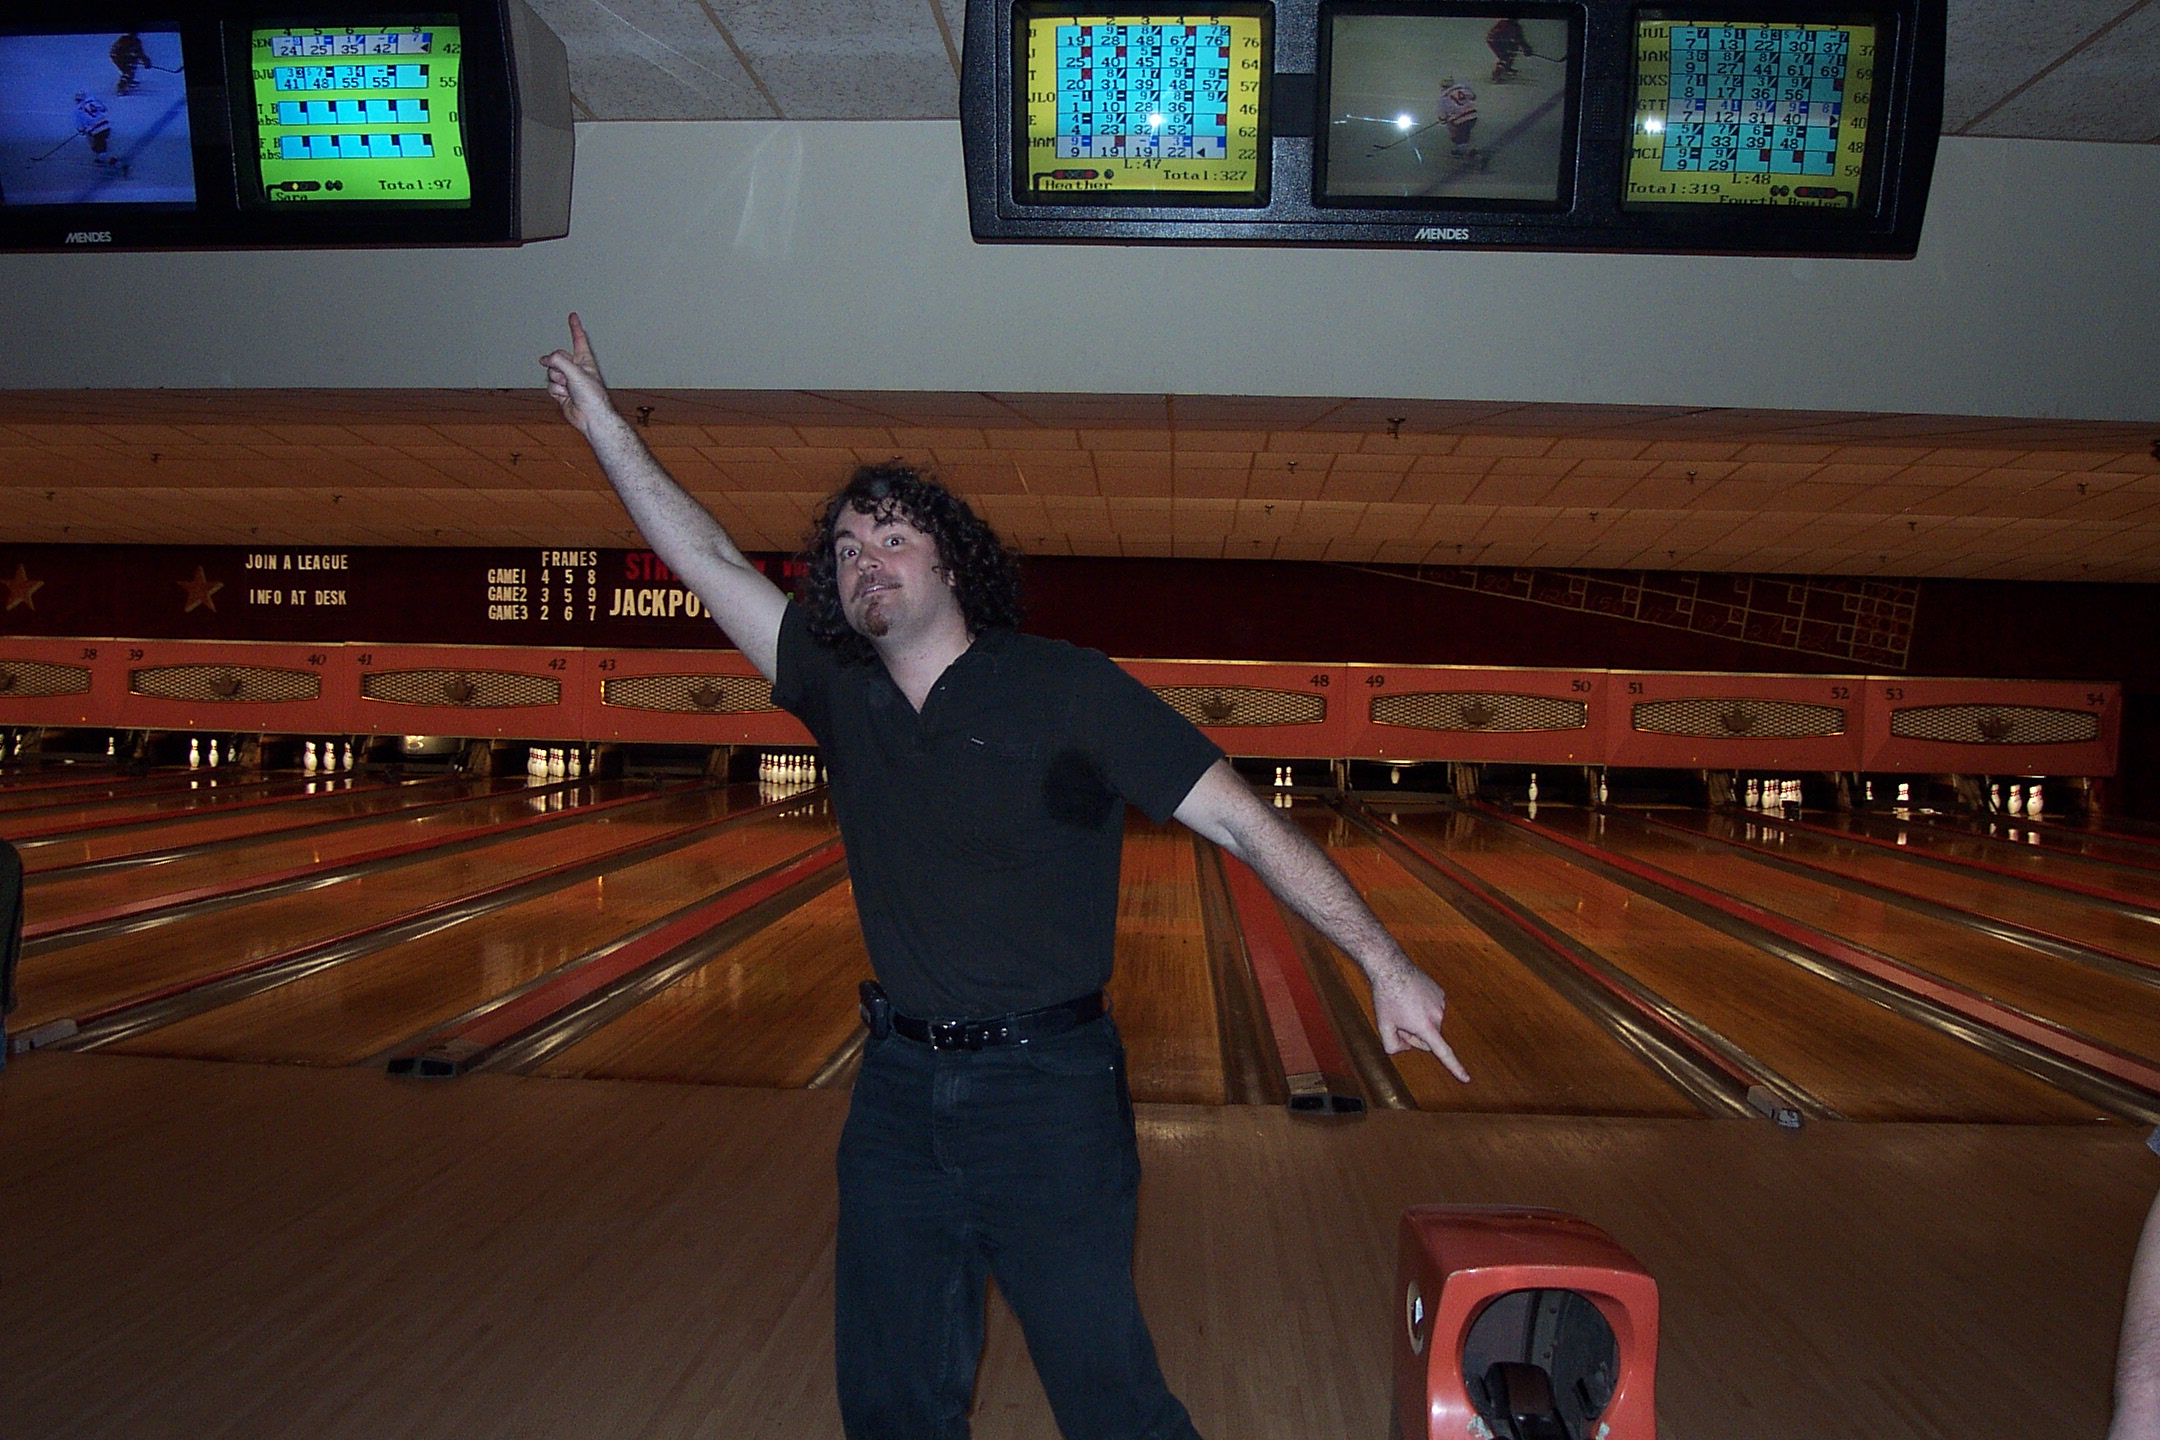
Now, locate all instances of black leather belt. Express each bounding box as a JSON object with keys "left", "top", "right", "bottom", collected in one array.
[{"left": 861, "top": 981, "right": 1105, "bottom": 1051}]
